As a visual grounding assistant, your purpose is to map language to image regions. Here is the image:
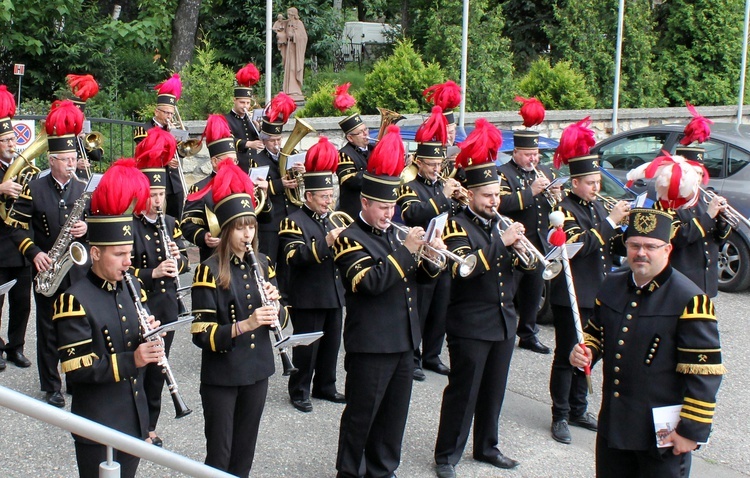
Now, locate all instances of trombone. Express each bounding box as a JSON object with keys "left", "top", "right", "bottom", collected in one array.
[
  {"left": 384, "top": 219, "right": 477, "bottom": 277},
  {"left": 491, "top": 208, "right": 562, "bottom": 280},
  {"left": 700, "top": 187, "right": 750, "bottom": 229}
]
